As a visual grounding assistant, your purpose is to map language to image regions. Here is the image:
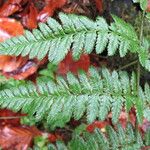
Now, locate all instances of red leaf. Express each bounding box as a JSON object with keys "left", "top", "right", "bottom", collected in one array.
[
  {"left": 0, "top": 126, "right": 41, "bottom": 150},
  {"left": 147, "top": 0, "right": 150, "bottom": 12},
  {"left": 0, "top": 18, "right": 24, "bottom": 72},
  {"left": 0, "top": 18, "right": 47, "bottom": 79},
  {"left": 94, "top": 121, "right": 108, "bottom": 129},
  {"left": 0, "top": 109, "right": 26, "bottom": 126},
  {"left": 141, "top": 146, "right": 150, "bottom": 150},
  {"left": 86, "top": 124, "right": 95, "bottom": 132},
  {"left": 37, "top": 0, "right": 67, "bottom": 22},
  {"left": 57, "top": 51, "right": 90, "bottom": 75},
  {"left": 86, "top": 121, "right": 108, "bottom": 133},
  {"left": 95, "top": 0, "right": 103, "bottom": 14},
  {"left": 0, "top": 0, "right": 22, "bottom": 17},
  {"left": 3, "top": 57, "right": 48, "bottom": 80},
  {"left": 48, "top": 134, "right": 57, "bottom": 142},
  {"left": 129, "top": 108, "right": 136, "bottom": 126},
  {"left": 21, "top": 2, "right": 38, "bottom": 29},
  {"left": 139, "top": 119, "right": 150, "bottom": 133},
  {"left": 3, "top": 60, "right": 37, "bottom": 80},
  {"left": 69, "top": 119, "right": 81, "bottom": 127},
  {"left": 2, "top": 56, "right": 28, "bottom": 72},
  {"left": 0, "top": 18, "right": 24, "bottom": 41},
  {"left": 118, "top": 111, "right": 128, "bottom": 129},
  {"left": 0, "top": 55, "right": 12, "bottom": 71}
]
